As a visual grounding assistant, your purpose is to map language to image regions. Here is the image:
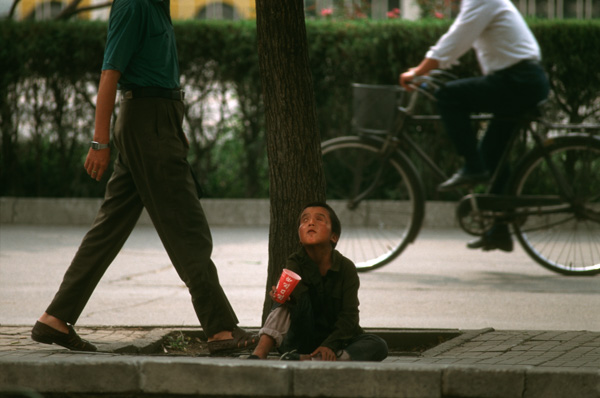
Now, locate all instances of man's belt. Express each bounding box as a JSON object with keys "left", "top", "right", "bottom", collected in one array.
[
  {"left": 122, "top": 87, "right": 185, "bottom": 101},
  {"left": 506, "top": 59, "right": 541, "bottom": 71}
]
